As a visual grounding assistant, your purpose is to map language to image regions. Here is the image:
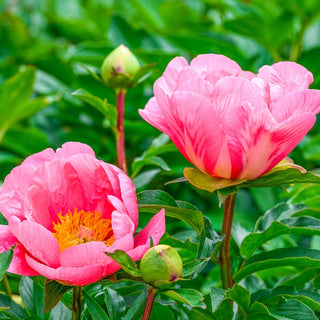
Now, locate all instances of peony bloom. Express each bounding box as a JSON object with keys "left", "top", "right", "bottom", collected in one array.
[
  {"left": 0, "top": 142, "right": 165, "bottom": 286},
  {"left": 139, "top": 54, "right": 320, "bottom": 180}
]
